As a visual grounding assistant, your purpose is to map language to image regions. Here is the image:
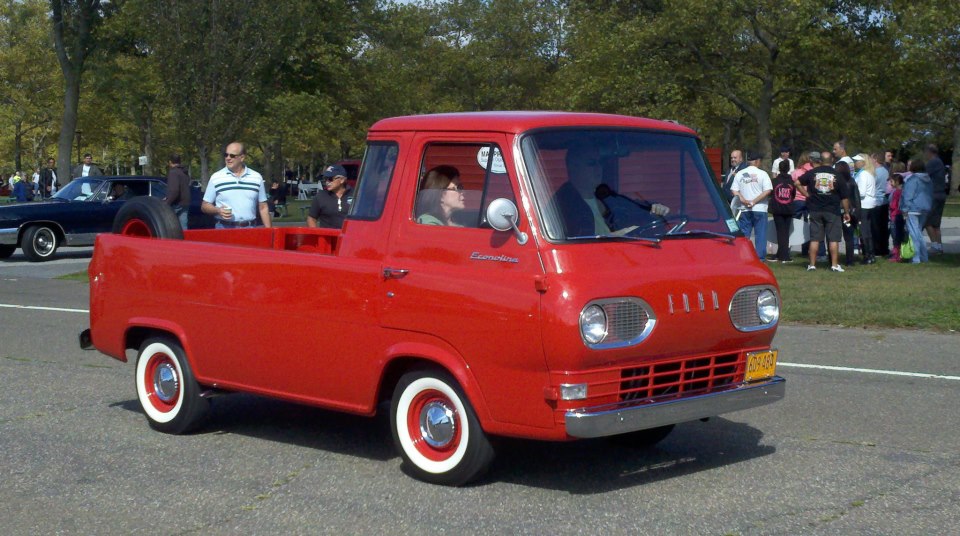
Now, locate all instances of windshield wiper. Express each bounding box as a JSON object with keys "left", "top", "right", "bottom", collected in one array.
[
  {"left": 567, "top": 233, "right": 662, "bottom": 246},
  {"left": 661, "top": 230, "right": 737, "bottom": 243}
]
